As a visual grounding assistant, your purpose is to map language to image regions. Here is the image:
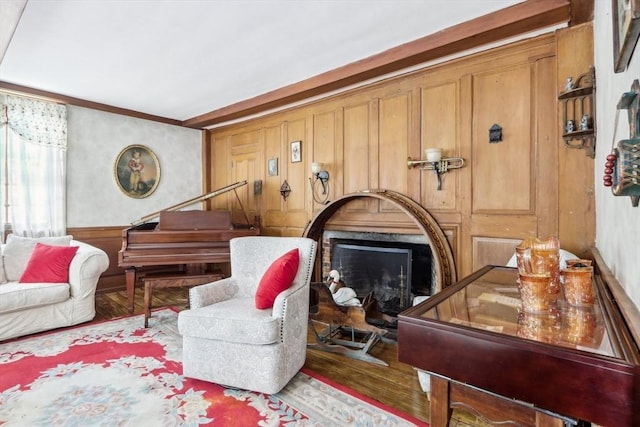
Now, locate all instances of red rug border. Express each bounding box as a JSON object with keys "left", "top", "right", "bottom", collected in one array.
[{"left": 299, "top": 367, "right": 430, "bottom": 426}]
